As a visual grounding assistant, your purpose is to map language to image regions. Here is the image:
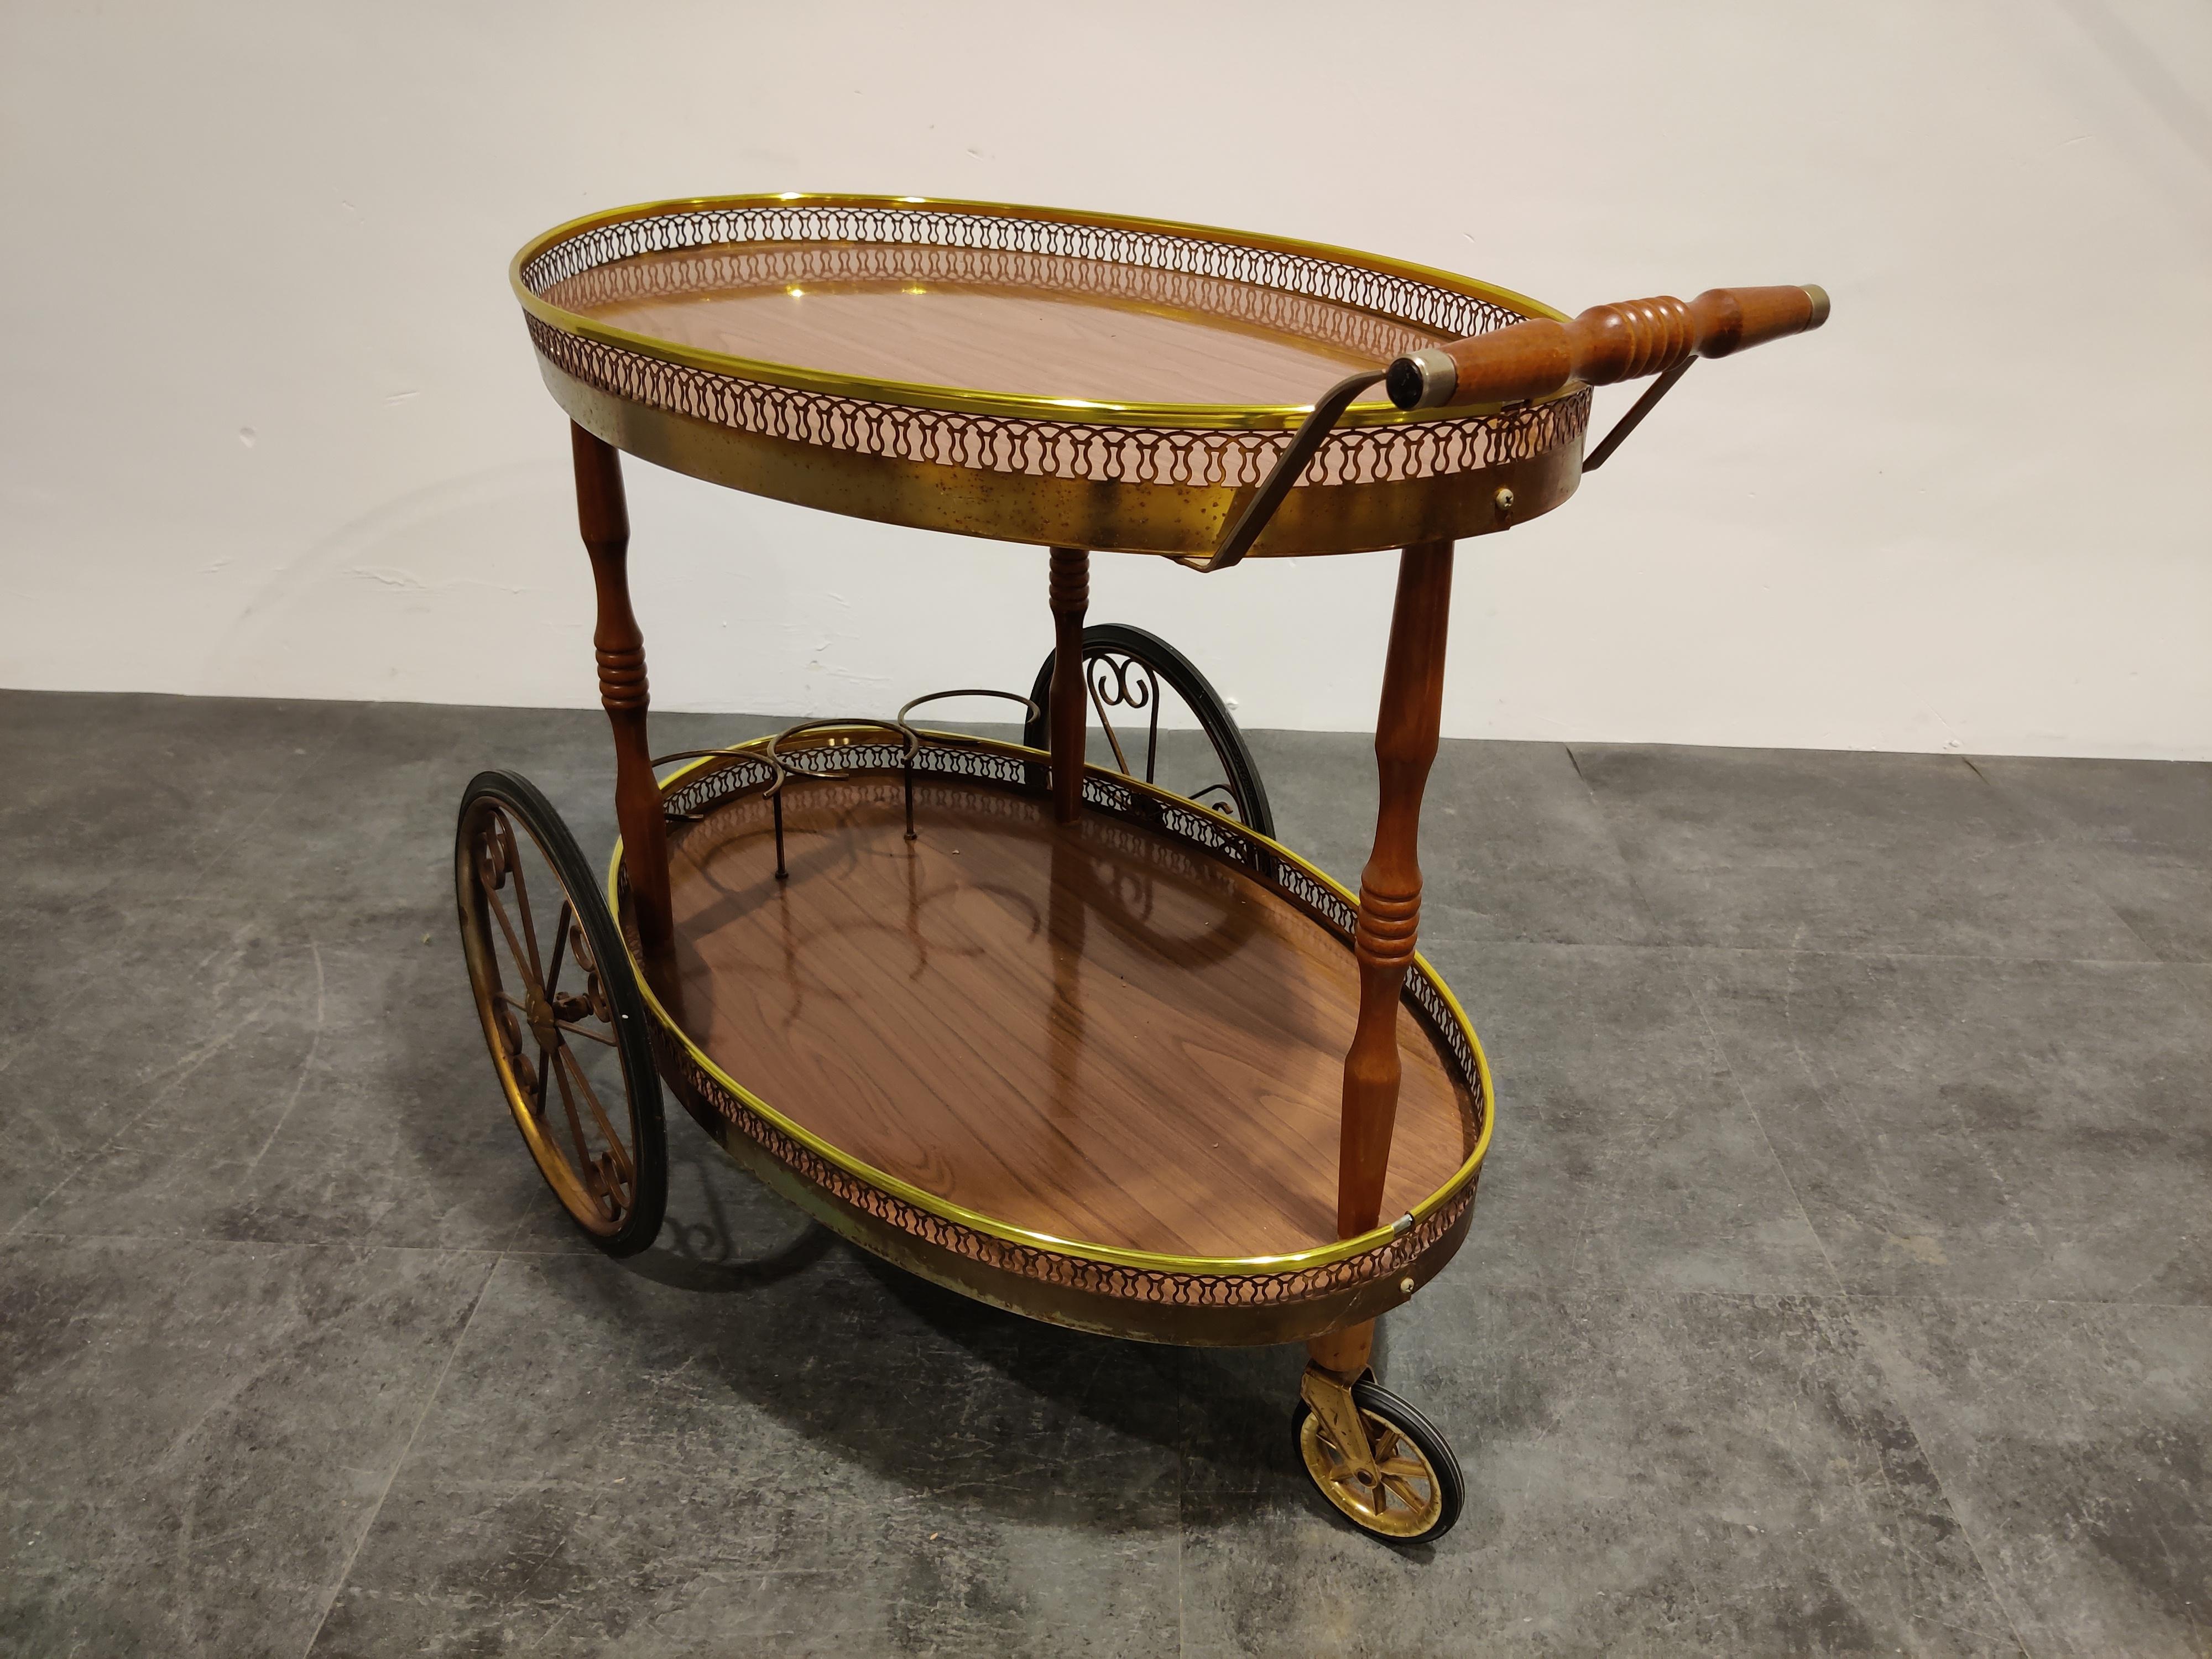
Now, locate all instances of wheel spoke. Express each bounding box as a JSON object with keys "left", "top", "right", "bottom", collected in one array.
[
  {"left": 557, "top": 1058, "right": 633, "bottom": 1214},
  {"left": 504, "top": 827, "right": 549, "bottom": 984},
  {"left": 560, "top": 1044, "right": 636, "bottom": 1180},
  {"left": 542, "top": 900, "right": 574, "bottom": 1004},
  {"left": 481, "top": 879, "right": 539, "bottom": 995},
  {"left": 549, "top": 1044, "right": 602, "bottom": 1203},
  {"left": 1379, "top": 1473, "right": 1426, "bottom": 1509}
]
